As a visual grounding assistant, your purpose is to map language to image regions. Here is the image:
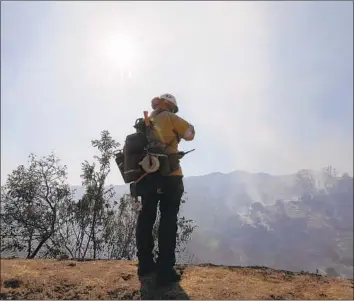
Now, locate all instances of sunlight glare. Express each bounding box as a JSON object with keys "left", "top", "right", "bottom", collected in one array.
[{"left": 102, "top": 34, "right": 137, "bottom": 67}]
